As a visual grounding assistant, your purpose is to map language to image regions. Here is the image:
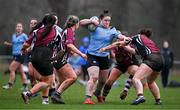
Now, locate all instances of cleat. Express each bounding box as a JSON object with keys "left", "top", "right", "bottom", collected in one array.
[
  {"left": 83, "top": 98, "right": 95, "bottom": 105},
  {"left": 42, "top": 100, "right": 49, "bottom": 105},
  {"left": 96, "top": 96, "right": 105, "bottom": 103},
  {"left": 131, "top": 96, "right": 145, "bottom": 105},
  {"left": 120, "top": 91, "right": 128, "bottom": 100},
  {"left": 51, "top": 94, "right": 65, "bottom": 104},
  {"left": 155, "top": 100, "right": 162, "bottom": 105},
  {"left": 94, "top": 92, "right": 105, "bottom": 103},
  {"left": 21, "top": 91, "right": 30, "bottom": 104},
  {"left": 2, "top": 84, "right": 12, "bottom": 89}
]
